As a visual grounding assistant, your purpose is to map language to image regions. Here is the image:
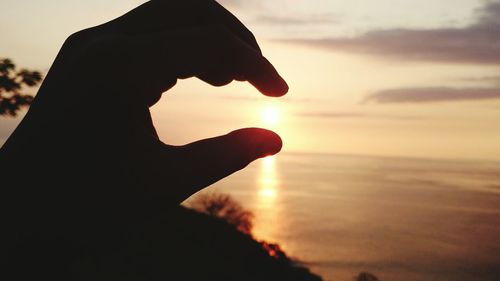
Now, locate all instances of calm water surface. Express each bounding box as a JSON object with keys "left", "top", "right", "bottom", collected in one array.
[{"left": 185, "top": 153, "right": 500, "bottom": 281}]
